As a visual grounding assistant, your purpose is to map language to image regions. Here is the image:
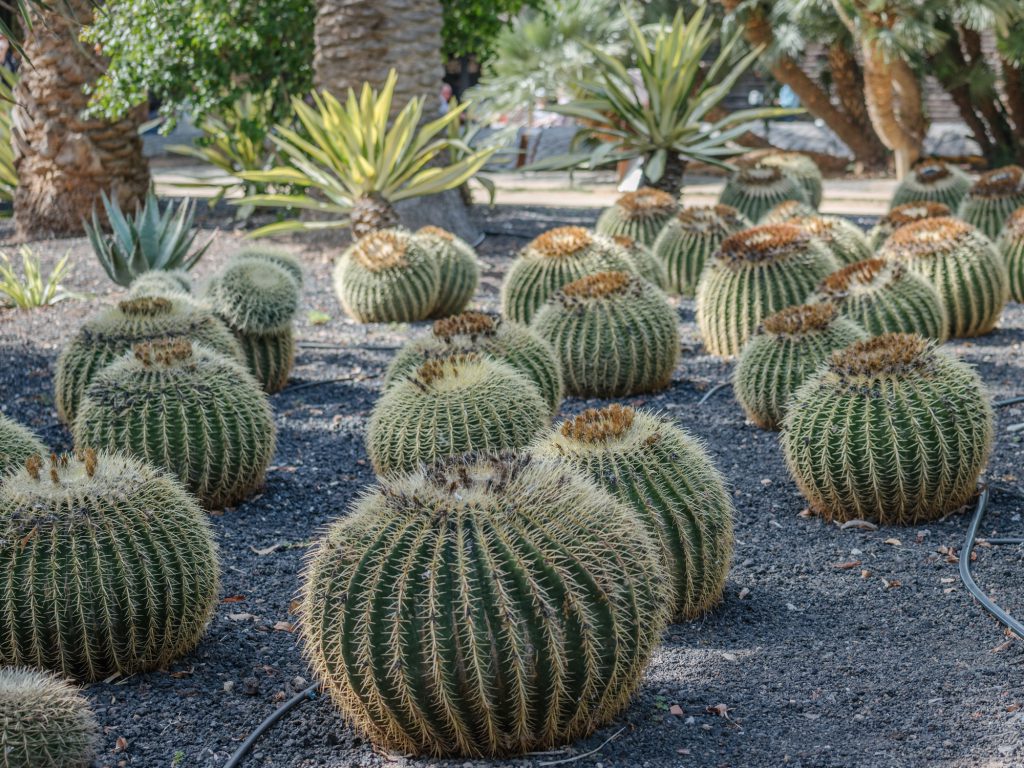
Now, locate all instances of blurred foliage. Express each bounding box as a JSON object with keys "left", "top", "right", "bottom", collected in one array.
[{"left": 441, "top": 0, "right": 543, "bottom": 63}]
